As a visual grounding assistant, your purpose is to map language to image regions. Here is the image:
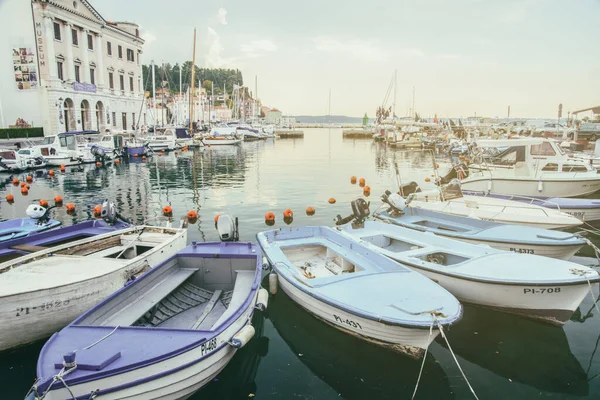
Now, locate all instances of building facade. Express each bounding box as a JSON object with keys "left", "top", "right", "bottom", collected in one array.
[{"left": 0, "top": 0, "right": 144, "bottom": 135}]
